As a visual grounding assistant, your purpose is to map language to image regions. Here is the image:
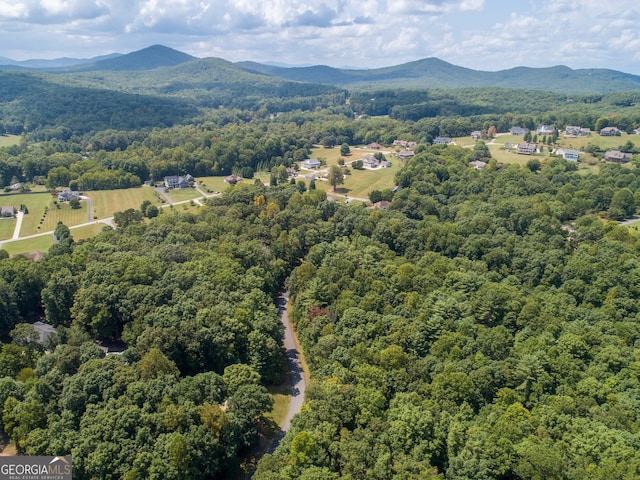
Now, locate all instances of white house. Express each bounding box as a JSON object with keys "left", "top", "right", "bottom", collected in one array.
[
  {"left": 536, "top": 125, "right": 555, "bottom": 136},
  {"left": 302, "top": 158, "right": 321, "bottom": 169},
  {"left": 433, "top": 136, "right": 451, "bottom": 145},
  {"left": 556, "top": 148, "right": 580, "bottom": 161}
]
